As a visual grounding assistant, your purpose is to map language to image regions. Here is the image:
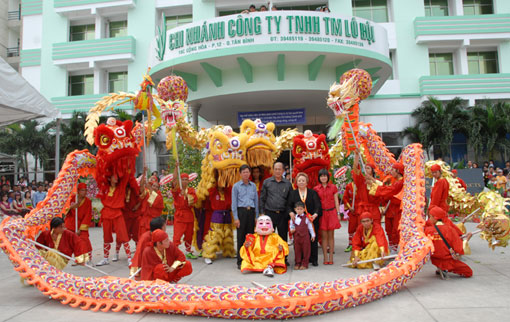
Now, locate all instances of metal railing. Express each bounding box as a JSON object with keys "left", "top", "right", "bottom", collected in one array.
[
  {"left": 7, "top": 47, "right": 20, "bottom": 57},
  {"left": 8, "top": 11, "right": 20, "bottom": 21}
]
